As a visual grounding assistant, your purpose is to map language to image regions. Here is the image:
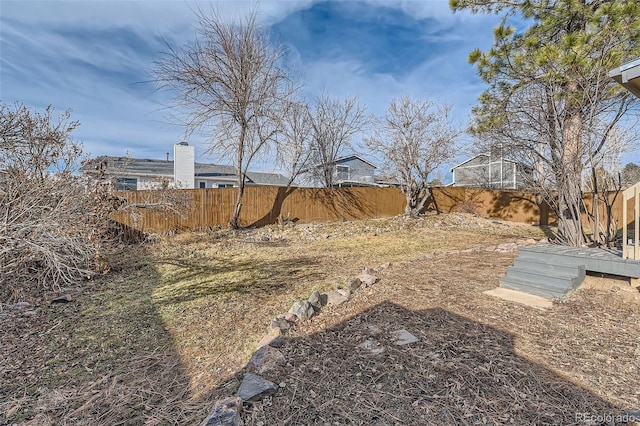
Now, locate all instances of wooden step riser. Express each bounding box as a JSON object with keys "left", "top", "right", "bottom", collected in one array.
[
  {"left": 513, "top": 259, "right": 585, "bottom": 279},
  {"left": 500, "top": 277, "right": 570, "bottom": 299},
  {"left": 505, "top": 268, "right": 582, "bottom": 290}
]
